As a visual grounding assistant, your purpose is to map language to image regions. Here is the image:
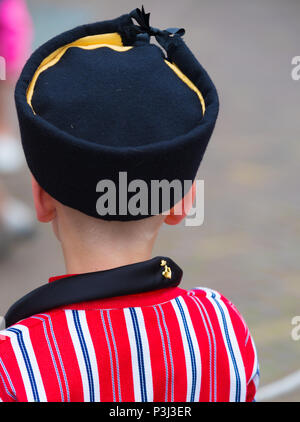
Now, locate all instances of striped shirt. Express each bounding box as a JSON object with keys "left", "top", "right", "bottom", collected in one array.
[{"left": 0, "top": 283, "right": 259, "bottom": 402}]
